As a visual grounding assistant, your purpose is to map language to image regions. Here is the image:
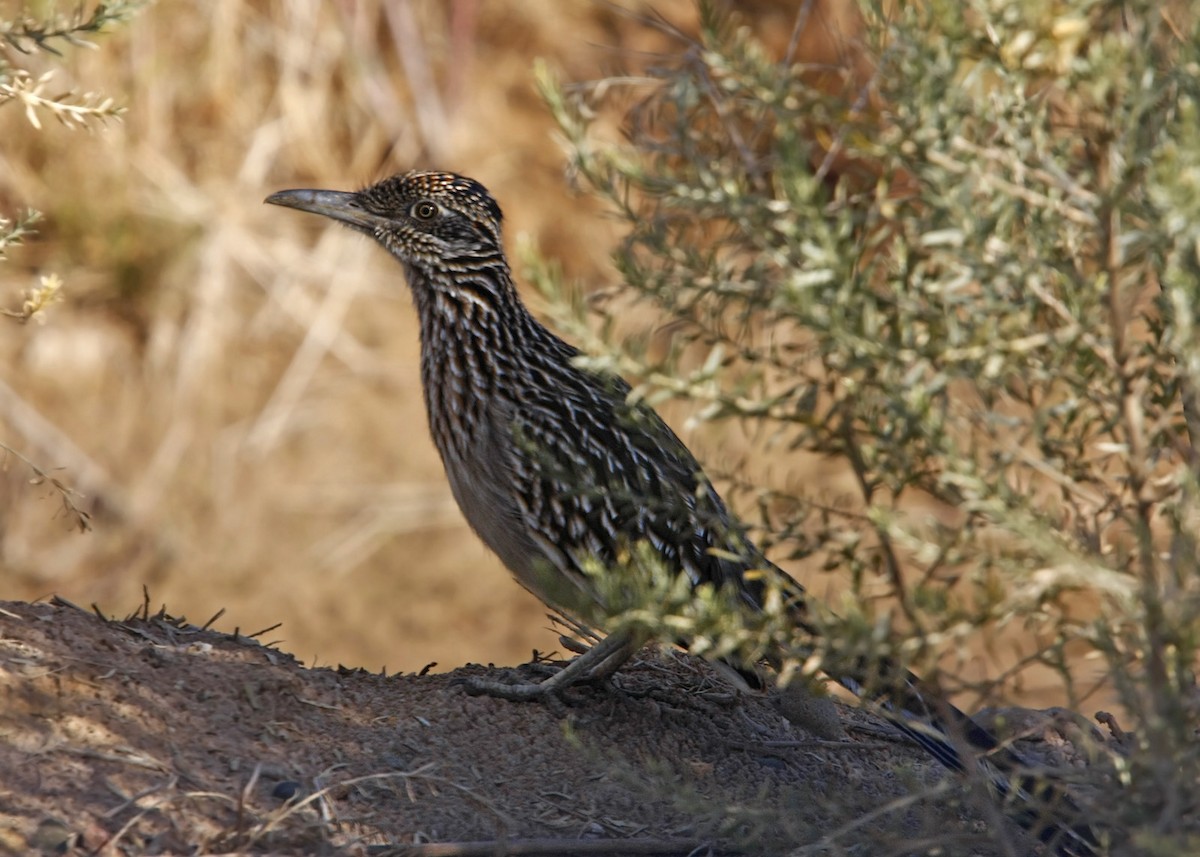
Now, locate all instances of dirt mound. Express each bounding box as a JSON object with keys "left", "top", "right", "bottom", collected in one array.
[{"left": 0, "top": 598, "right": 1043, "bottom": 855}]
